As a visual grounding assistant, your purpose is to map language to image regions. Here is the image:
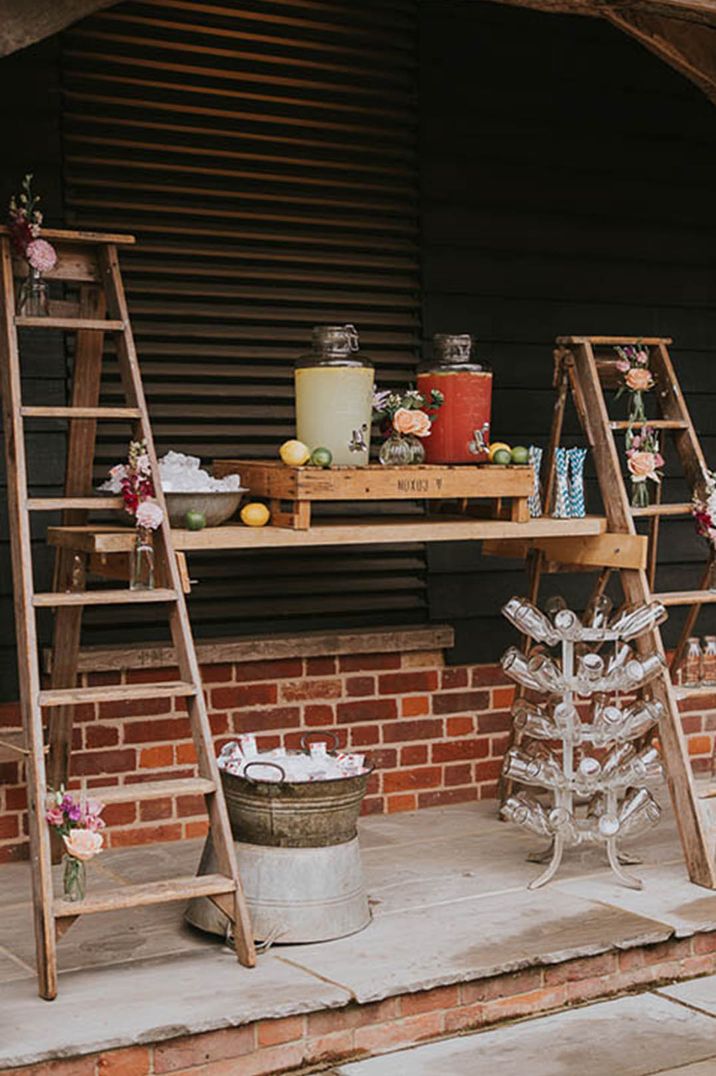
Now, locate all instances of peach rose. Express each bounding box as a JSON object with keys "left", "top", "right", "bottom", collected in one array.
[
  {"left": 63, "top": 829, "right": 103, "bottom": 862},
  {"left": 392, "top": 407, "right": 431, "bottom": 438},
  {"left": 628, "top": 451, "right": 659, "bottom": 480},
  {"left": 625, "top": 367, "right": 653, "bottom": 392}
]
